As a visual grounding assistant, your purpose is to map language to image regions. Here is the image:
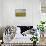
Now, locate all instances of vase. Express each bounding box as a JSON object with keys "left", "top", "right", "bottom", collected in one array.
[
  {"left": 40, "top": 32, "right": 44, "bottom": 38},
  {"left": 33, "top": 41, "right": 36, "bottom": 46}
]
